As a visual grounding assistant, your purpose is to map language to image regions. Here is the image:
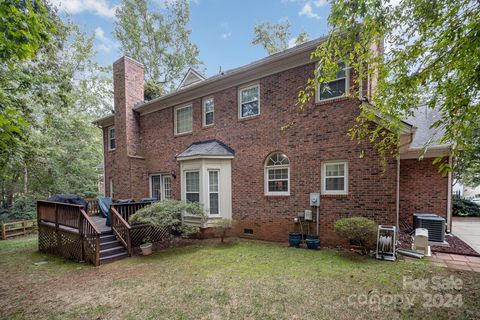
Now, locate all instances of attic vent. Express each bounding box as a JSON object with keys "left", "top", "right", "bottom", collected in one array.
[{"left": 244, "top": 228, "right": 253, "bottom": 235}]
